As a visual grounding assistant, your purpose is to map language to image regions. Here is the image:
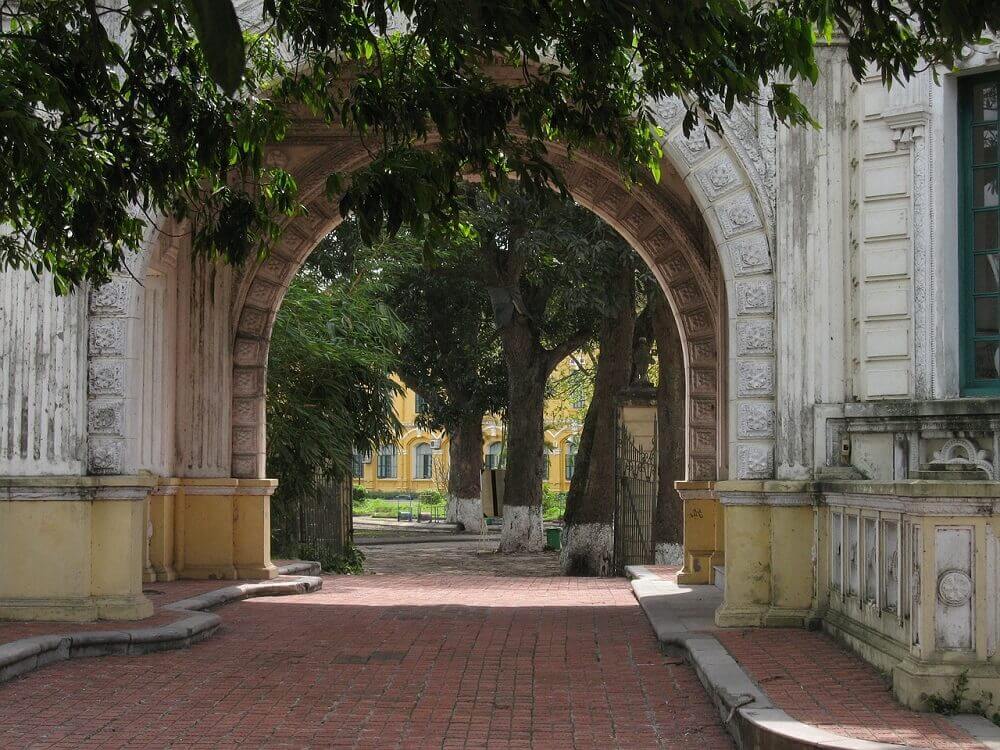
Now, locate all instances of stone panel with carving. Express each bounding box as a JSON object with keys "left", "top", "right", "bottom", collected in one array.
[
  {"left": 735, "top": 279, "right": 775, "bottom": 315},
  {"left": 935, "top": 526, "right": 975, "bottom": 652},
  {"left": 726, "top": 233, "right": 772, "bottom": 277},
  {"left": 737, "top": 443, "right": 774, "bottom": 479},
  {"left": 736, "top": 320, "right": 775, "bottom": 355},
  {"left": 738, "top": 402, "right": 776, "bottom": 438},
  {"left": 716, "top": 193, "right": 763, "bottom": 238},
  {"left": 737, "top": 361, "right": 775, "bottom": 397}
]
